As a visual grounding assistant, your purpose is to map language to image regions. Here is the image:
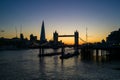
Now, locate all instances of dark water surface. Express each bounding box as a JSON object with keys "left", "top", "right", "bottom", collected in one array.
[{"left": 0, "top": 49, "right": 120, "bottom": 80}]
